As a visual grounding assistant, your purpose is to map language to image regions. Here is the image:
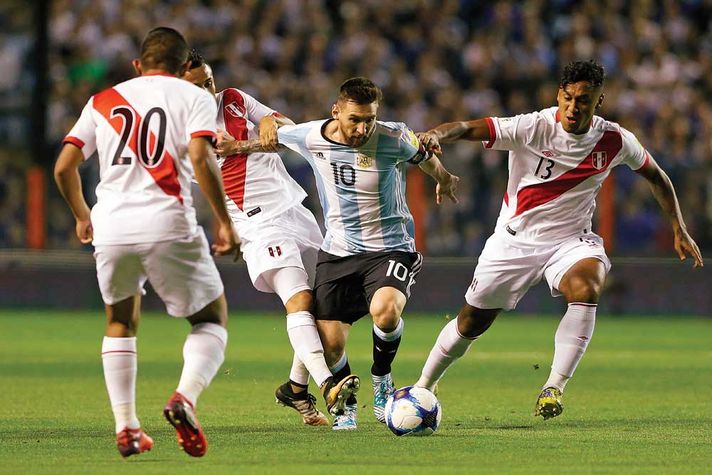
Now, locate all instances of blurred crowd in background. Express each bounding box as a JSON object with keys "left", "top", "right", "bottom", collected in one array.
[{"left": 1, "top": 0, "right": 711, "bottom": 257}]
